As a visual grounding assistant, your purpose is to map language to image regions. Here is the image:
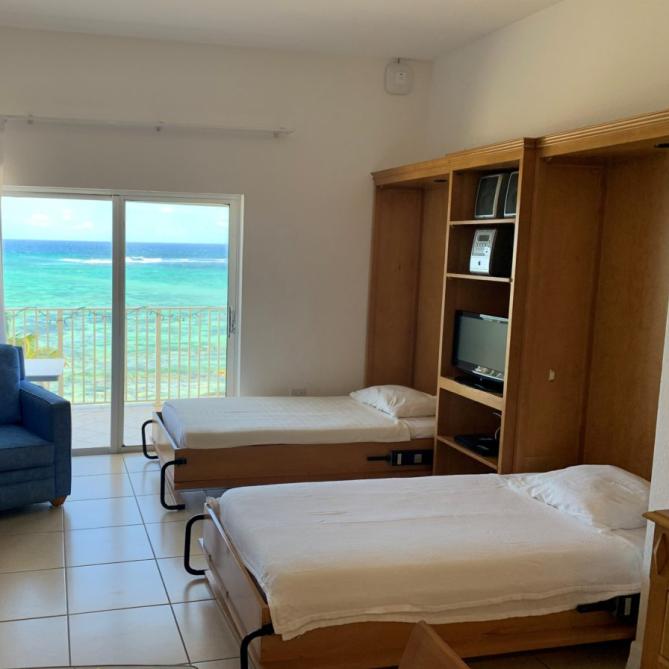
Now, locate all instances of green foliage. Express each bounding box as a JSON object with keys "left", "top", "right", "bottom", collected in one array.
[{"left": 6, "top": 333, "right": 61, "bottom": 360}]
